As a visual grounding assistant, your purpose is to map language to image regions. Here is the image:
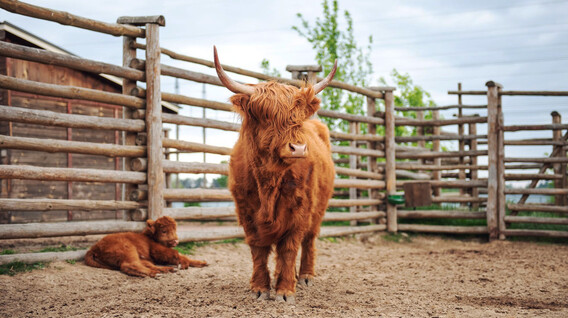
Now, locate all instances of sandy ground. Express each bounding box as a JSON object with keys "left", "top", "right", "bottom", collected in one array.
[{"left": 1, "top": 233, "right": 567, "bottom": 318}]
